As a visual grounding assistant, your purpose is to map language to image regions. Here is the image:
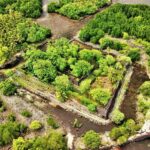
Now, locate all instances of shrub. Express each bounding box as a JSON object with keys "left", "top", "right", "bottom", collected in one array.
[
  {"left": 13, "top": 130, "right": 67, "bottom": 150},
  {"left": 47, "top": 116, "right": 59, "bottom": 129},
  {"left": 0, "top": 80, "right": 17, "bottom": 96},
  {"left": 48, "top": 2, "right": 60, "bottom": 13},
  {"left": 33, "top": 60, "right": 57, "bottom": 83},
  {"left": 123, "top": 32, "right": 129, "bottom": 40},
  {"left": 90, "top": 88, "right": 111, "bottom": 106},
  {"left": 0, "top": 101, "right": 6, "bottom": 112},
  {"left": 109, "top": 127, "right": 121, "bottom": 140},
  {"left": 79, "top": 79, "right": 92, "bottom": 94},
  {"left": 87, "top": 104, "right": 97, "bottom": 112},
  {"left": 21, "top": 110, "right": 32, "bottom": 118},
  {"left": 99, "top": 38, "right": 123, "bottom": 50},
  {"left": 55, "top": 74, "right": 72, "bottom": 100},
  {"left": 83, "top": 130, "right": 101, "bottom": 150},
  {"left": 14, "top": 0, "right": 42, "bottom": 18},
  {"left": 128, "top": 48, "right": 140, "bottom": 62},
  {"left": 139, "top": 81, "right": 150, "bottom": 96},
  {"left": 71, "top": 60, "right": 93, "bottom": 77},
  {"left": 111, "top": 109, "right": 125, "bottom": 124},
  {"left": 7, "top": 113, "right": 16, "bottom": 122},
  {"left": 0, "top": 121, "right": 26, "bottom": 146},
  {"left": 29, "top": 120, "right": 42, "bottom": 130},
  {"left": 117, "top": 136, "right": 127, "bottom": 145}
]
